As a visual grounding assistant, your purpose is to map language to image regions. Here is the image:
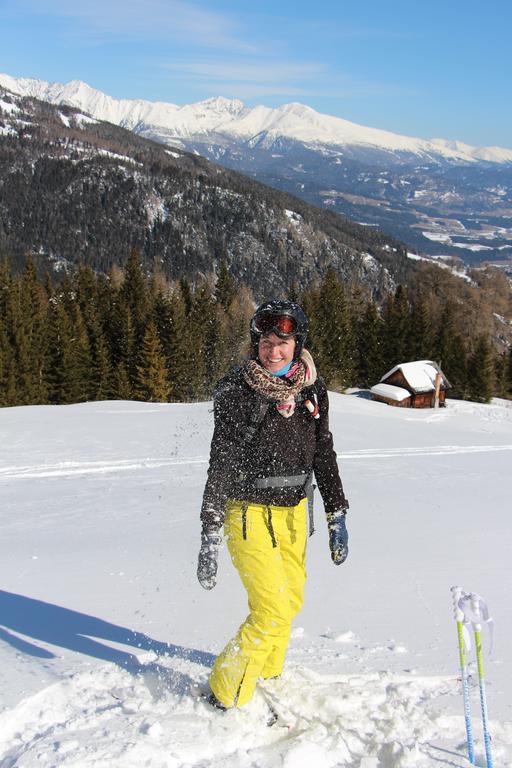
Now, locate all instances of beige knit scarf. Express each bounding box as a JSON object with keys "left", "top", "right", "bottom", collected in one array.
[{"left": 242, "top": 349, "right": 317, "bottom": 418}]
